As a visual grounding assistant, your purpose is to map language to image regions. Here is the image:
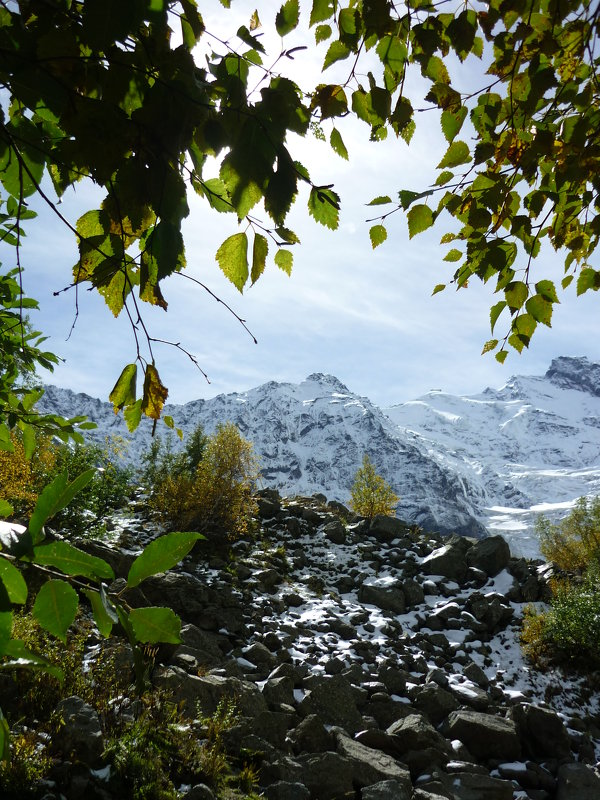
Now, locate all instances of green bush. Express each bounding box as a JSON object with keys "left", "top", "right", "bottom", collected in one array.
[{"left": 522, "top": 498, "right": 600, "bottom": 668}]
